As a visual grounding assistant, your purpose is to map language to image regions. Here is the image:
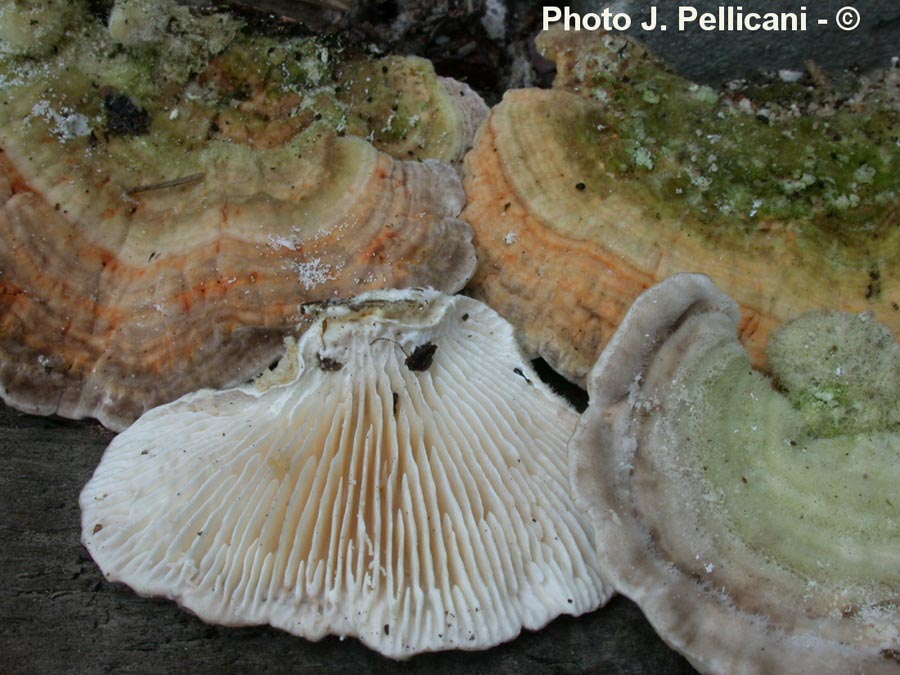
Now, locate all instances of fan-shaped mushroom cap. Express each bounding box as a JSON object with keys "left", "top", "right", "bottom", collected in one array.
[
  {"left": 80, "top": 288, "right": 611, "bottom": 658},
  {"left": 0, "top": 2, "right": 480, "bottom": 429},
  {"left": 571, "top": 273, "right": 899, "bottom": 674},
  {"left": 462, "top": 28, "right": 899, "bottom": 386}
]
